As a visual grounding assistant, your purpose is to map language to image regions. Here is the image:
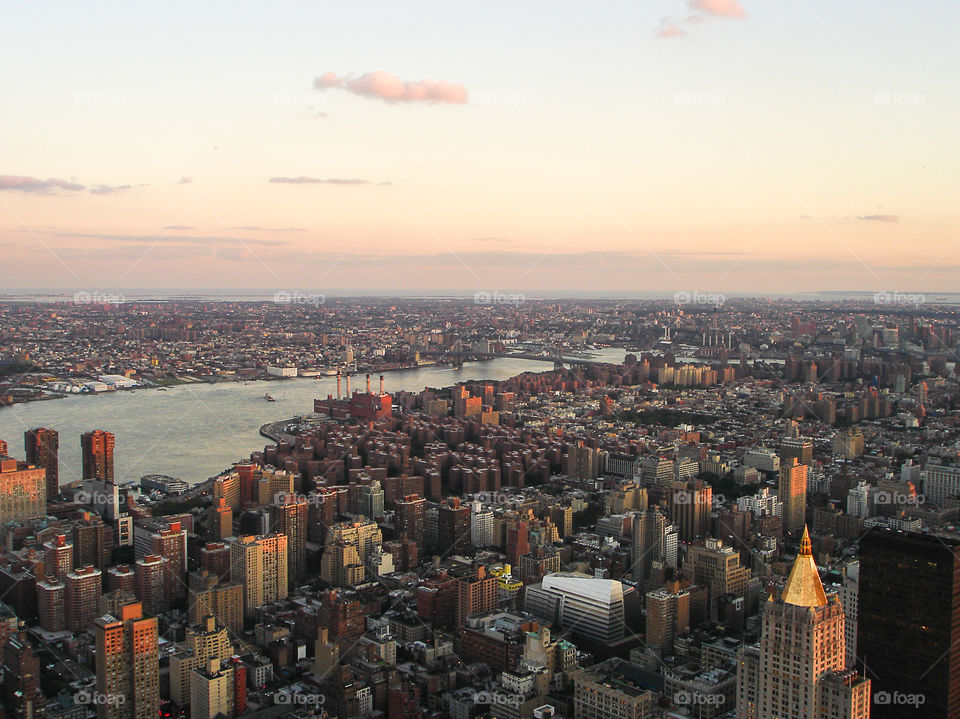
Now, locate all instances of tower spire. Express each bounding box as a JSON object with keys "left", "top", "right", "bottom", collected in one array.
[{"left": 782, "top": 525, "right": 828, "bottom": 607}]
